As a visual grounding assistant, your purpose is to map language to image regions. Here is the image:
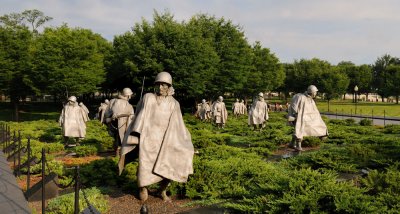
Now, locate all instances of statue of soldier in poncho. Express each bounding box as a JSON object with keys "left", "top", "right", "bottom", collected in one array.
[
  {"left": 212, "top": 96, "right": 228, "bottom": 129},
  {"left": 240, "top": 99, "right": 247, "bottom": 115},
  {"left": 232, "top": 98, "right": 241, "bottom": 118},
  {"left": 248, "top": 92, "right": 269, "bottom": 131},
  {"left": 104, "top": 88, "right": 134, "bottom": 156},
  {"left": 199, "top": 99, "right": 211, "bottom": 121},
  {"left": 287, "top": 85, "right": 328, "bottom": 151},
  {"left": 118, "top": 72, "right": 194, "bottom": 202},
  {"left": 98, "top": 99, "right": 110, "bottom": 124},
  {"left": 59, "top": 96, "right": 89, "bottom": 145},
  {"left": 79, "top": 102, "right": 90, "bottom": 121}
]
